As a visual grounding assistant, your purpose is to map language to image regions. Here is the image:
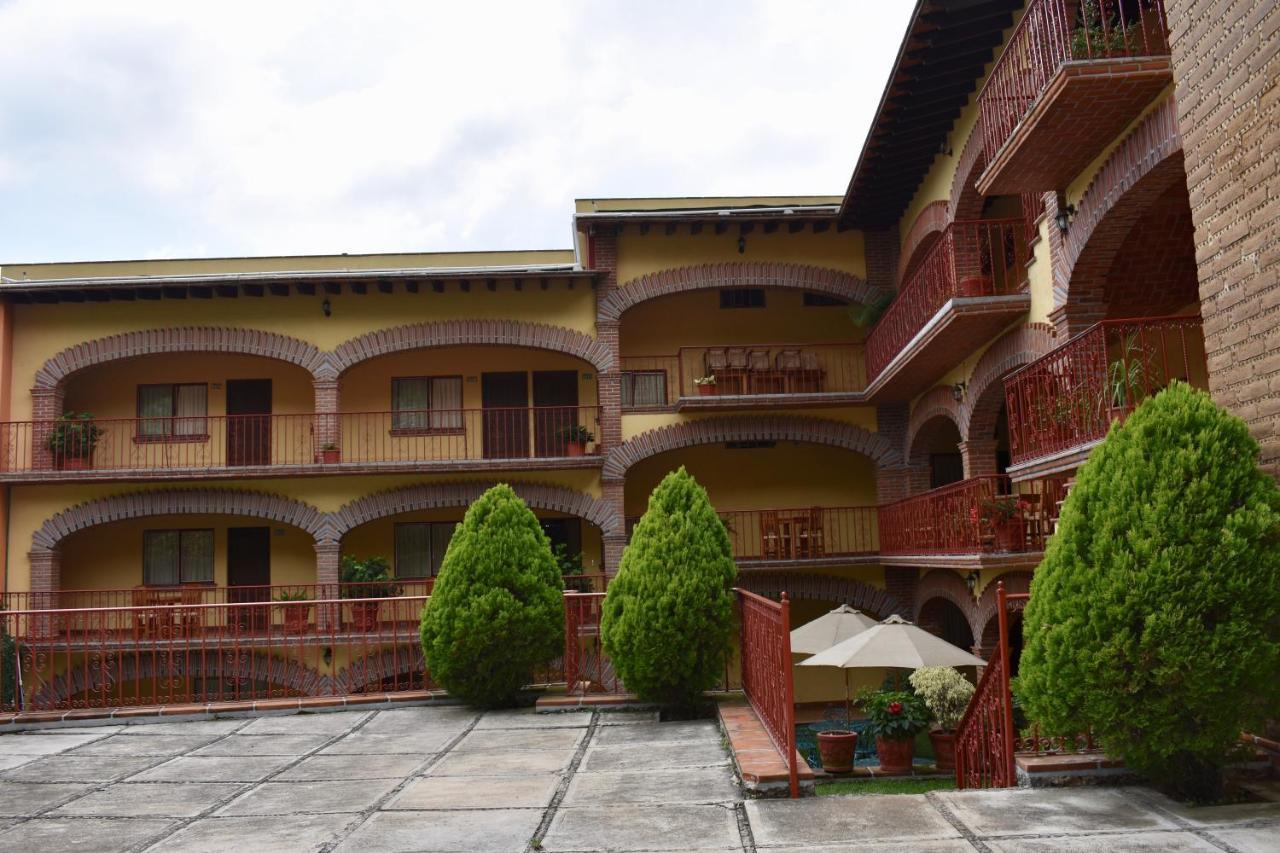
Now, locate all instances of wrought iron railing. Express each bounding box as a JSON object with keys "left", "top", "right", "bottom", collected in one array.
[
  {"left": 866, "top": 219, "right": 1028, "bottom": 379},
  {"left": 737, "top": 588, "right": 798, "bottom": 798},
  {"left": 562, "top": 592, "right": 620, "bottom": 696},
  {"left": 979, "top": 0, "right": 1170, "bottom": 165},
  {"left": 1003, "top": 315, "right": 1206, "bottom": 465},
  {"left": 878, "top": 476, "right": 1065, "bottom": 556},
  {"left": 720, "top": 506, "right": 878, "bottom": 561}
]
